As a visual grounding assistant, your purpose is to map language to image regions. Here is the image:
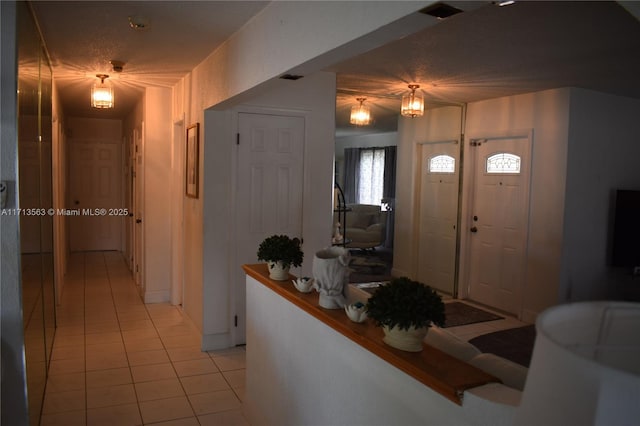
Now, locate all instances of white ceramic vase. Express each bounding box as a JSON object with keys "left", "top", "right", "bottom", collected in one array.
[
  {"left": 312, "top": 247, "right": 350, "bottom": 309},
  {"left": 267, "top": 261, "right": 290, "bottom": 281},
  {"left": 382, "top": 325, "right": 428, "bottom": 352}
]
